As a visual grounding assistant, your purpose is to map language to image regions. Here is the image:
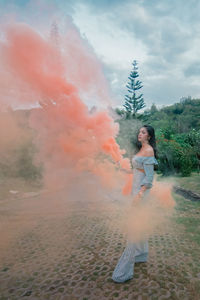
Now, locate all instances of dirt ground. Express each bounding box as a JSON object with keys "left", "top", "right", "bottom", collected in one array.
[{"left": 0, "top": 179, "right": 200, "bottom": 300}]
